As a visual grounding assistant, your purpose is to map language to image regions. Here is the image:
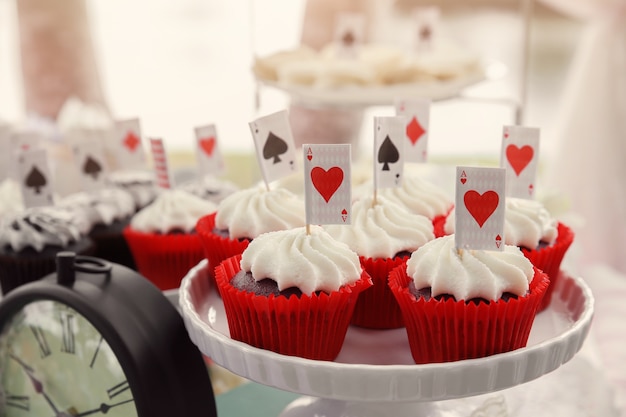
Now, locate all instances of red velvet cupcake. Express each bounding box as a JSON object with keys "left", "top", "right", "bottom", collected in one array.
[
  {"left": 214, "top": 226, "right": 372, "bottom": 361},
  {"left": 124, "top": 189, "right": 216, "bottom": 290},
  {"left": 389, "top": 235, "right": 548, "bottom": 364}
]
